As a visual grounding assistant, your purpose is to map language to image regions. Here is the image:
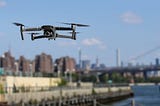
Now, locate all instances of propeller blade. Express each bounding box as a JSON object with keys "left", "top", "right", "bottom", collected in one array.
[
  {"left": 60, "top": 22, "right": 90, "bottom": 27},
  {"left": 13, "top": 22, "right": 24, "bottom": 26},
  {"left": 73, "top": 23, "right": 89, "bottom": 27}
]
